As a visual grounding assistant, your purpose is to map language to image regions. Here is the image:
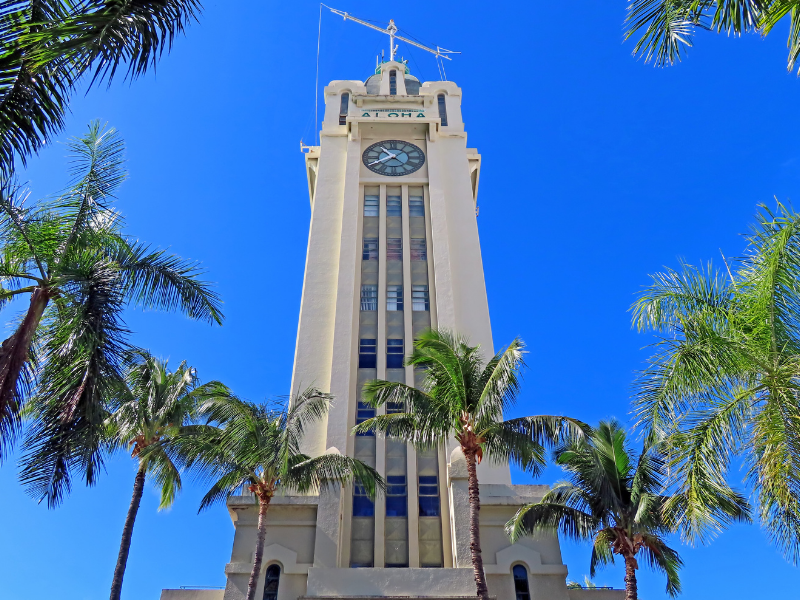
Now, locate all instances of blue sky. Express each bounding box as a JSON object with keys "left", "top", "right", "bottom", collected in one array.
[{"left": 1, "top": 1, "right": 799, "bottom": 598}]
